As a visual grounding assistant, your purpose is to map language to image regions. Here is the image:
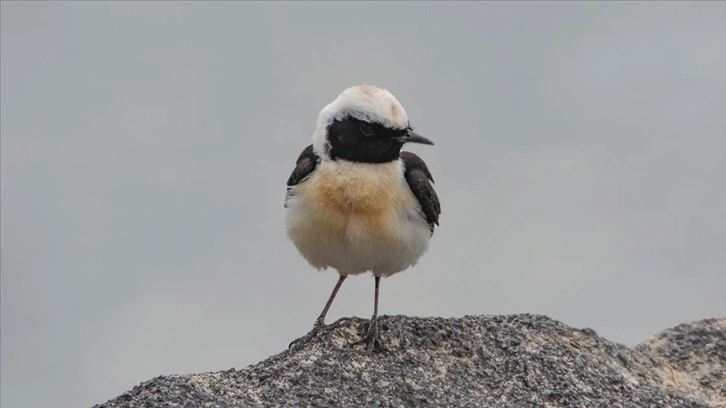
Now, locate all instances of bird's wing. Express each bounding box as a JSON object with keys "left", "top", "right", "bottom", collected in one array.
[
  {"left": 285, "top": 144, "right": 319, "bottom": 208},
  {"left": 401, "top": 151, "right": 441, "bottom": 234}
]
